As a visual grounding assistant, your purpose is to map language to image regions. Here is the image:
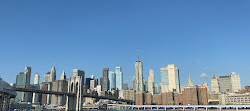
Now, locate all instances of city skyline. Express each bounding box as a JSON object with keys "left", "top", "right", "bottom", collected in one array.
[{"left": 1, "top": 0, "right": 250, "bottom": 89}]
